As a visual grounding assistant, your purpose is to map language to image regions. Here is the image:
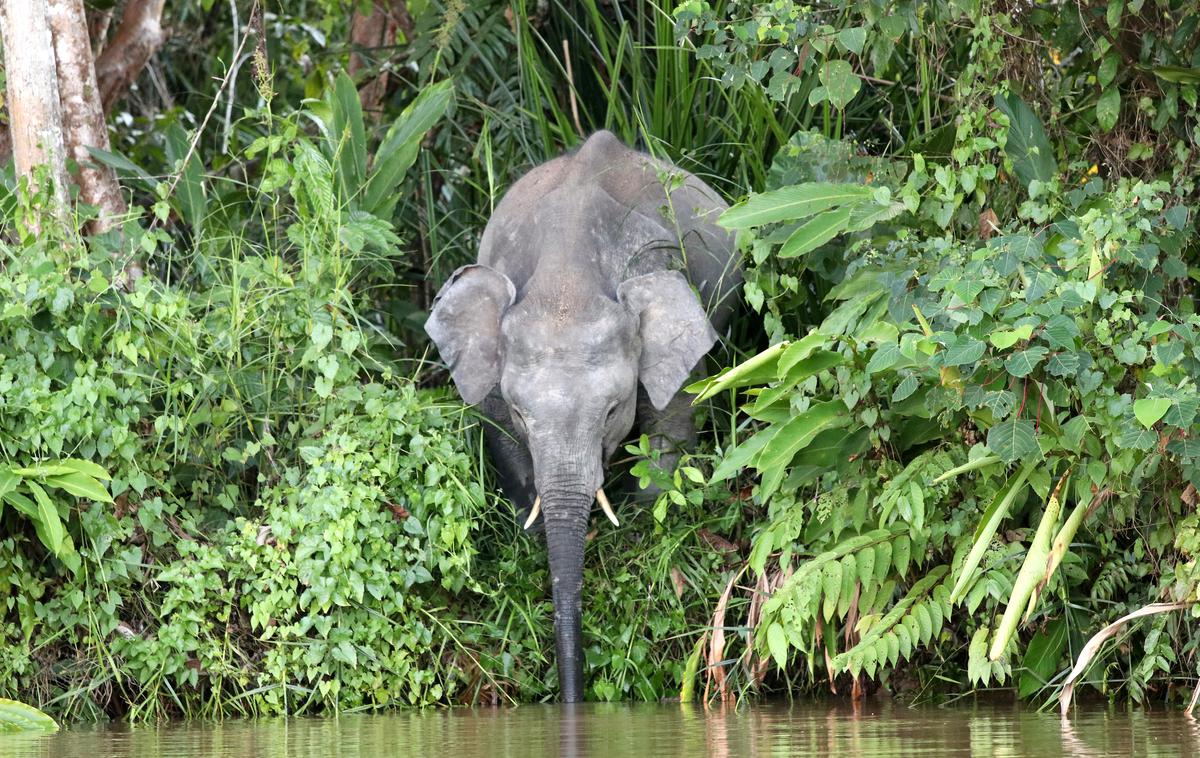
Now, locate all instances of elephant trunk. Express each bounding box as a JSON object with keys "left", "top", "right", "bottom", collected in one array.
[{"left": 543, "top": 492, "right": 590, "bottom": 702}]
